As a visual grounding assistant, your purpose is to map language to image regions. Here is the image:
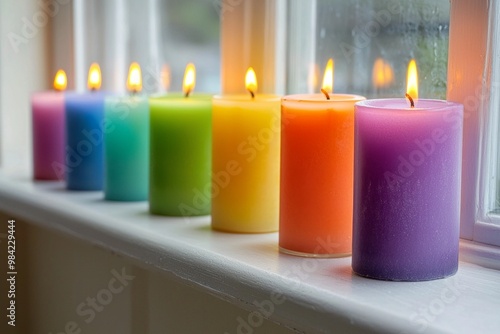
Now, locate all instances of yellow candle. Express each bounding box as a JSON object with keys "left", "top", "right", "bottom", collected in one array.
[{"left": 211, "top": 68, "right": 280, "bottom": 233}]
